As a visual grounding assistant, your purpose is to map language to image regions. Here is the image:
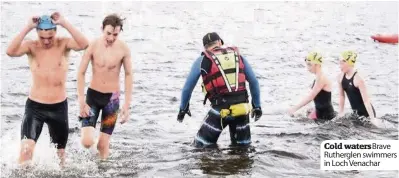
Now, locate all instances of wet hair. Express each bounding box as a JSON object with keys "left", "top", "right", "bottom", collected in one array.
[{"left": 102, "top": 14, "right": 125, "bottom": 31}]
